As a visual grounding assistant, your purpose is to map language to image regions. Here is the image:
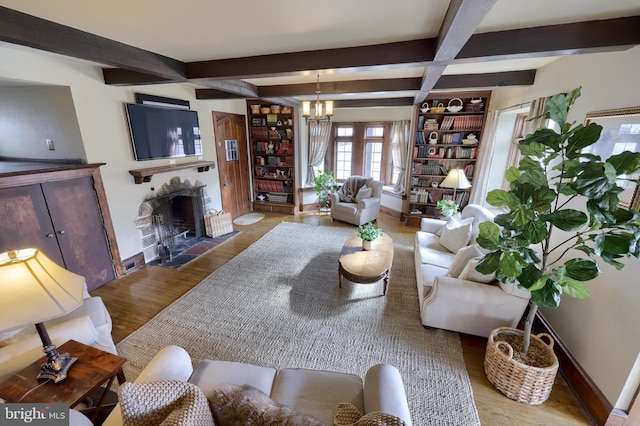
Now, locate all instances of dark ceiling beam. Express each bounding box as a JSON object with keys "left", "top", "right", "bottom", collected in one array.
[
  {"left": 194, "top": 70, "right": 535, "bottom": 99},
  {"left": 435, "top": 70, "right": 537, "bottom": 89},
  {"left": 185, "top": 39, "right": 436, "bottom": 81},
  {"left": 415, "top": 0, "right": 496, "bottom": 103},
  {"left": 456, "top": 15, "right": 640, "bottom": 62},
  {"left": 257, "top": 78, "right": 423, "bottom": 97},
  {"left": 0, "top": 6, "right": 186, "bottom": 81},
  {"left": 333, "top": 98, "right": 414, "bottom": 108}
]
